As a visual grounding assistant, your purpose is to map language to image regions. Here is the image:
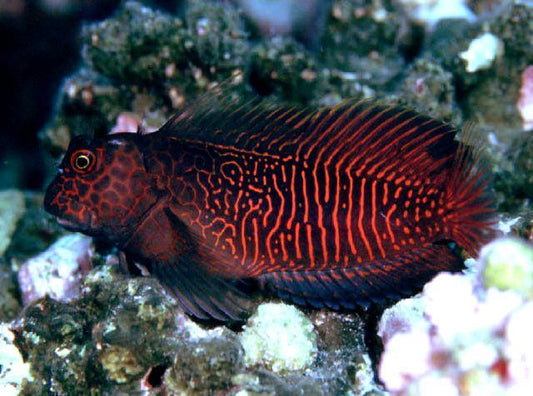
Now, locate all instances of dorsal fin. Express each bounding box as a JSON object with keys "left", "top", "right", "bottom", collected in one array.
[{"left": 159, "top": 95, "right": 460, "bottom": 184}]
